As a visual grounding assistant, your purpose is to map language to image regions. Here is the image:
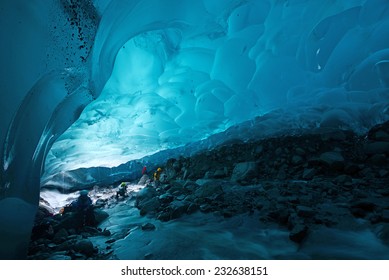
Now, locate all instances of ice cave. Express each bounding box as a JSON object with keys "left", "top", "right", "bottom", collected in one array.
[{"left": 1, "top": 0, "right": 389, "bottom": 260}]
